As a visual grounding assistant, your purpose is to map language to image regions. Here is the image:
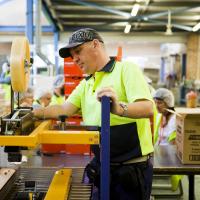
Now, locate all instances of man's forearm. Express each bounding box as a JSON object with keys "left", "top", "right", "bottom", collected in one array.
[
  {"left": 116, "top": 100, "right": 153, "bottom": 118},
  {"left": 33, "top": 103, "right": 78, "bottom": 119}
]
